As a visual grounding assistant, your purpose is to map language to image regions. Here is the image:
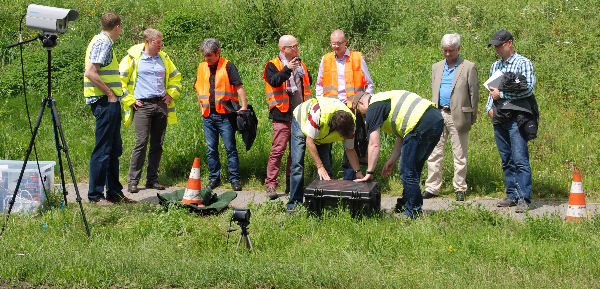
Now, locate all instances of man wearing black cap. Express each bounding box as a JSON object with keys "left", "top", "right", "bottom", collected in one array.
[{"left": 486, "top": 29, "right": 536, "bottom": 213}]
